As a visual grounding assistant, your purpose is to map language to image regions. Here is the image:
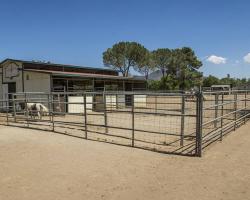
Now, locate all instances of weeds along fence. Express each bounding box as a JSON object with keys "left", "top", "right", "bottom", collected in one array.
[{"left": 0, "top": 90, "right": 249, "bottom": 156}]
